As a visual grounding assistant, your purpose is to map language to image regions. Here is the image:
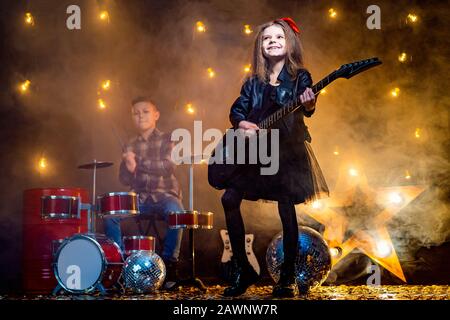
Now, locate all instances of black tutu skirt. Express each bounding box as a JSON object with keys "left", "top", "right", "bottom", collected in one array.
[{"left": 228, "top": 139, "right": 329, "bottom": 205}]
